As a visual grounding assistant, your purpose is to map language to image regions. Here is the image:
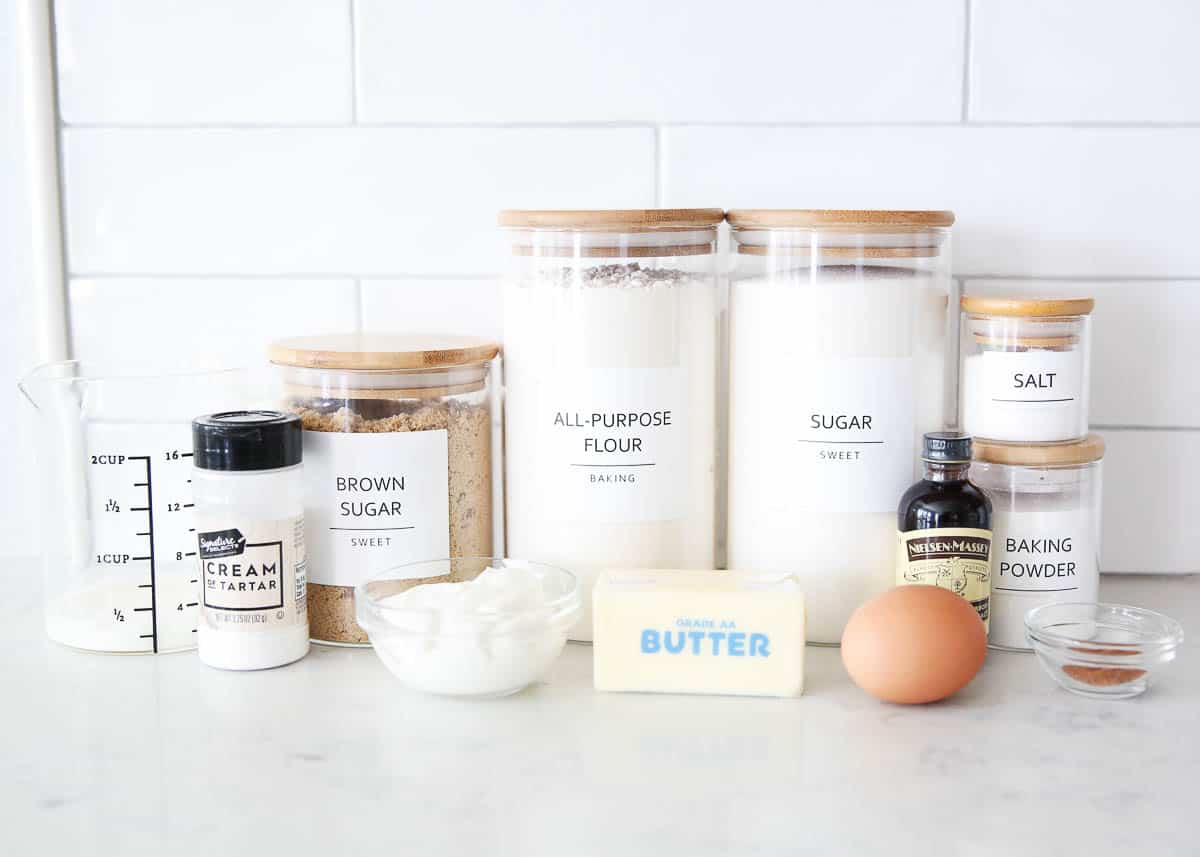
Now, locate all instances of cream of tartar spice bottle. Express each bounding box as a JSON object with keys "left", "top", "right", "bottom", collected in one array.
[
  {"left": 192, "top": 411, "right": 309, "bottom": 670},
  {"left": 897, "top": 432, "right": 993, "bottom": 630}
]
